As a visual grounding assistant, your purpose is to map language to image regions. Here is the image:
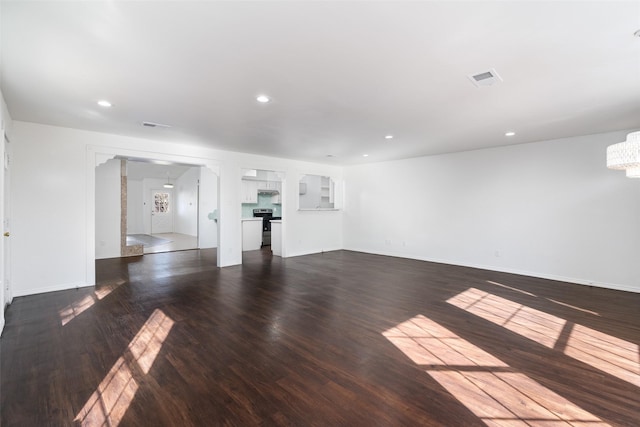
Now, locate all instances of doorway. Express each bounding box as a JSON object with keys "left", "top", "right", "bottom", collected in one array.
[
  {"left": 240, "top": 168, "right": 285, "bottom": 262},
  {"left": 95, "top": 158, "right": 218, "bottom": 258}
]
